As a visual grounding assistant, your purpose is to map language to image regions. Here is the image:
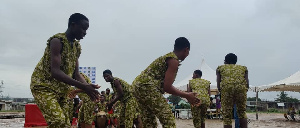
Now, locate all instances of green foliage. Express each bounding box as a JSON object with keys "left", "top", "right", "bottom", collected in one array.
[
  {"left": 247, "top": 97, "right": 261, "bottom": 101},
  {"left": 267, "top": 108, "right": 279, "bottom": 113},
  {"left": 275, "top": 91, "right": 299, "bottom": 103},
  {"left": 179, "top": 103, "right": 191, "bottom": 109},
  {"left": 167, "top": 95, "right": 182, "bottom": 105}
]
